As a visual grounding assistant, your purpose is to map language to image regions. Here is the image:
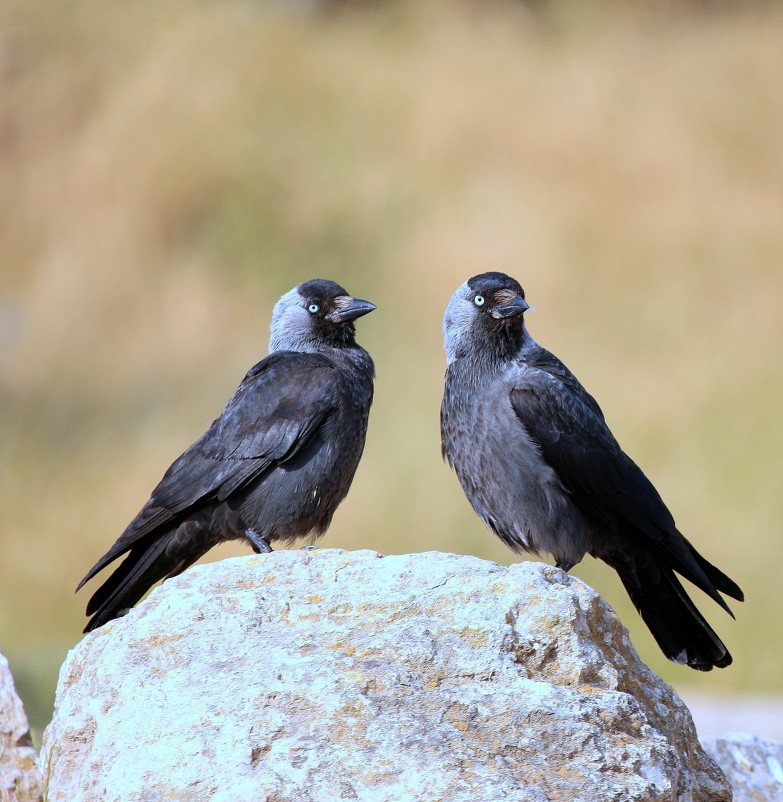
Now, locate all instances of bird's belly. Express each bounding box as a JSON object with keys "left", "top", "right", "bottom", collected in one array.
[
  {"left": 449, "top": 406, "right": 589, "bottom": 565},
  {"left": 238, "top": 418, "right": 366, "bottom": 542}
]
